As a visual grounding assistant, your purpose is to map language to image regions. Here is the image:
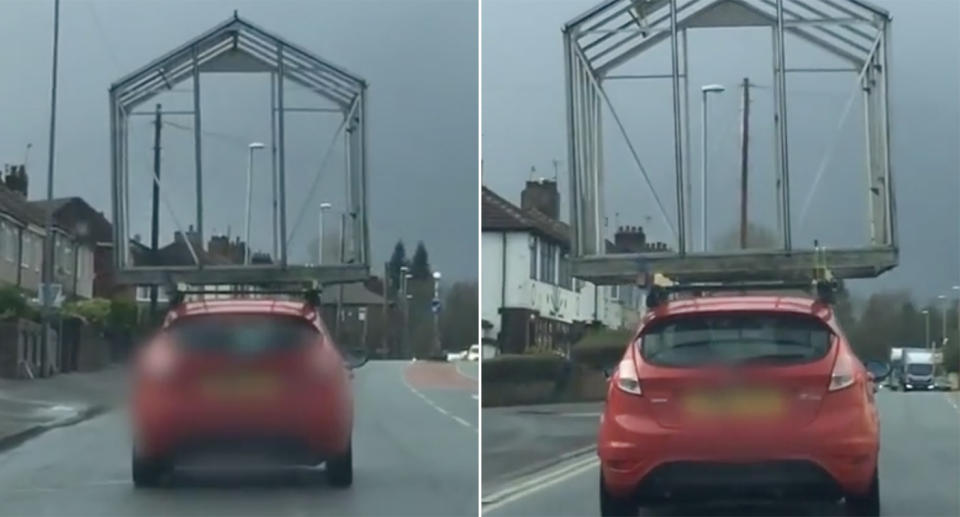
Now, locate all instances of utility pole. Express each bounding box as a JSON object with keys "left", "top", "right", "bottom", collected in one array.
[
  {"left": 382, "top": 261, "right": 389, "bottom": 356},
  {"left": 739, "top": 78, "right": 751, "bottom": 249},
  {"left": 150, "top": 104, "right": 162, "bottom": 316},
  {"left": 335, "top": 213, "right": 345, "bottom": 340},
  {"left": 41, "top": 0, "right": 62, "bottom": 376}
]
